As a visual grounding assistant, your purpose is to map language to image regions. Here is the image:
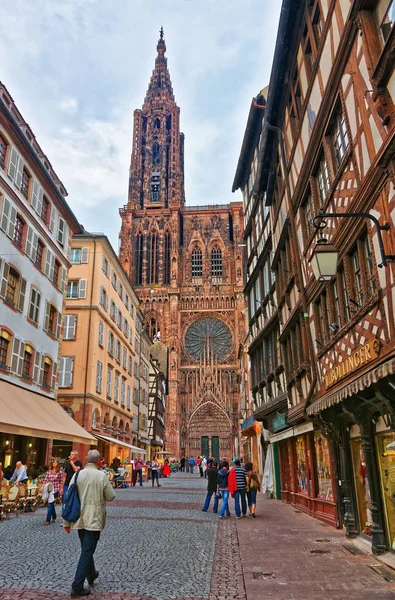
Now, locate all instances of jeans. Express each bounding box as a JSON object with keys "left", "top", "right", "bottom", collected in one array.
[
  {"left": 189, "top": 465, "right": 194, "bottom": 473},
  {"left": 151, "top": 470, "right": 159, "bottom": 485},
  {"left": 46, "top": 491, "right": 59, "bottom": 522},
  {"left": 72, "top": 529, "right": 101, "bottom": 591},
  {"left": 234, "top": 490, "right": 247, "bottom": 517},
  {"left": 202, "top": 491, "right": 219, "bottom": 513},
  {"left": 219, "top": 489, "right": 230, "bottom": 517},
  {"left": 247, "top": 489, "right": 257, "bottom": 507},
  {"left": 133, "top": 469, "right": 143, "bottom": 486}
]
